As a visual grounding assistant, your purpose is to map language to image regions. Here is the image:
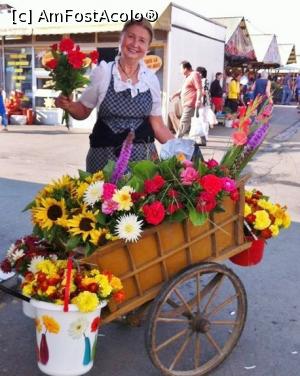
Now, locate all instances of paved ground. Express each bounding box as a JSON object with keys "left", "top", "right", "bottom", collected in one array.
[{"left": 0, "top": 105, "right": 300, "bottom": 376}]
